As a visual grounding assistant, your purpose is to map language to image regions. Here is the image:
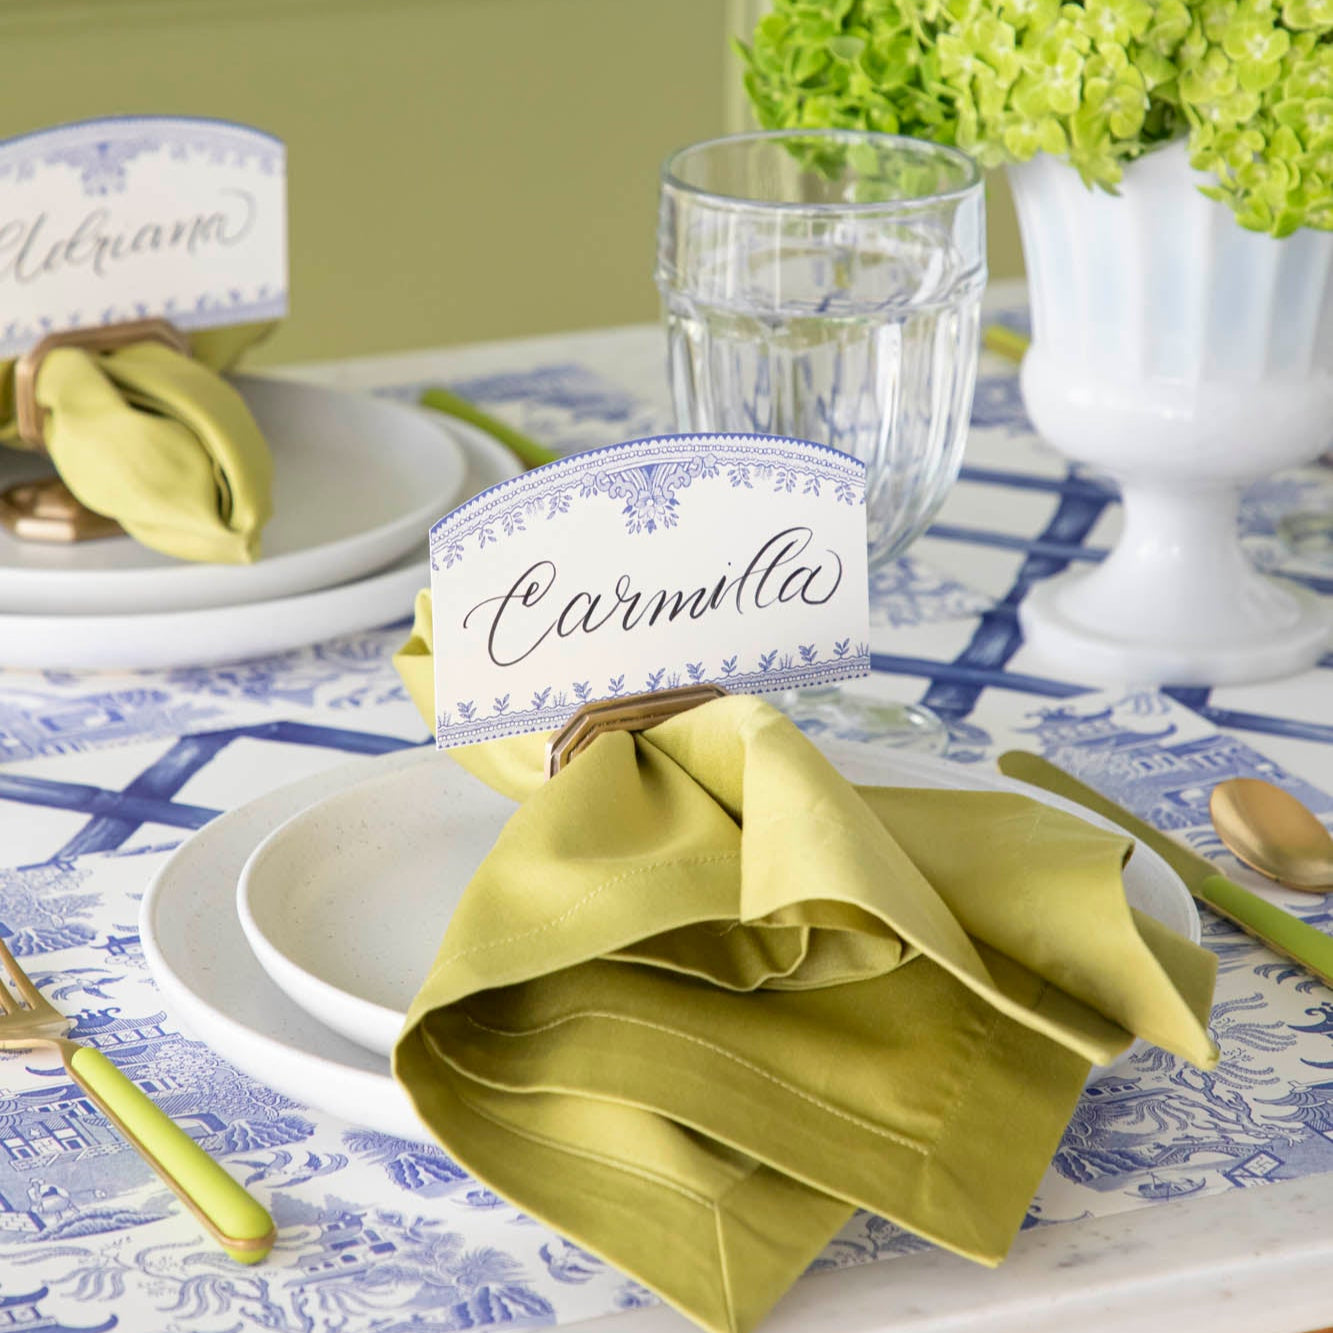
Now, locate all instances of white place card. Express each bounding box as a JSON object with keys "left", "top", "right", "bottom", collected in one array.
[
  {"left": 429, "top": 433, "right": 870, "bottom": 748},
  {"left": 0, "top": 116, "right": 287, "bottom": 358}
]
